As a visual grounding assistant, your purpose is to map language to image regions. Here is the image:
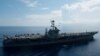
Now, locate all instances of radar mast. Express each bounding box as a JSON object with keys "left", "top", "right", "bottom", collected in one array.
[{"left": 51, "top": 20, "right": 55, "bottom": 30}]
